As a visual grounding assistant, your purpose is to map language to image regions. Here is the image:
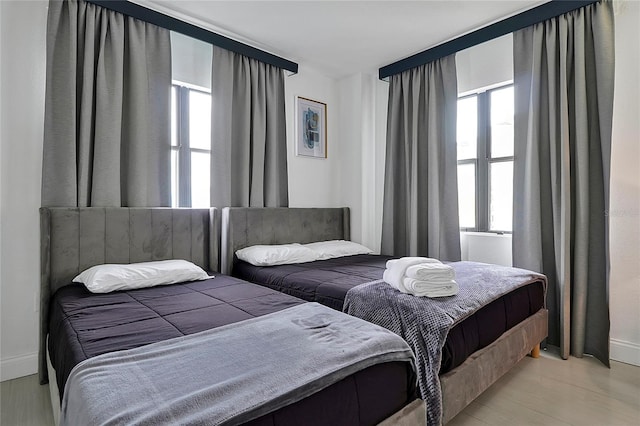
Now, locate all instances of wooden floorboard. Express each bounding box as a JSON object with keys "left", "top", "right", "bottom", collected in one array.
[
  {"left": 1, "top": 374, "right": 53, "bottom": 426},
  {"left": 1, "top": 350, "right": 638, "bottom": 425},
  {"left": 448, "top": 349, "right": 640, "bottom": 425}
]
